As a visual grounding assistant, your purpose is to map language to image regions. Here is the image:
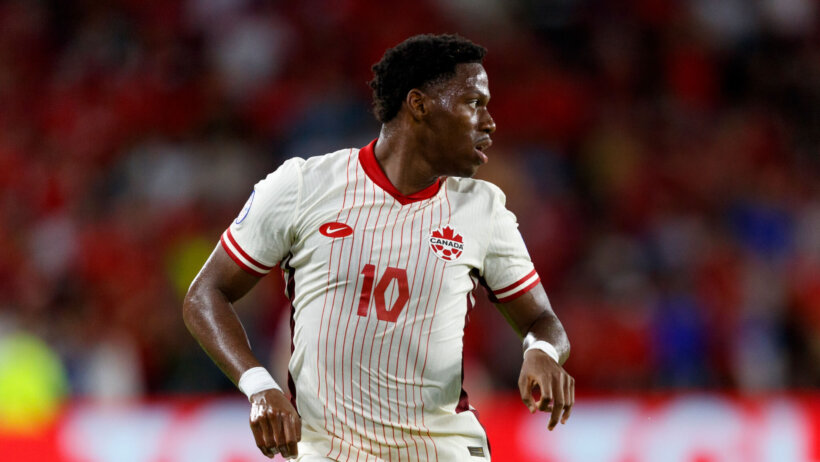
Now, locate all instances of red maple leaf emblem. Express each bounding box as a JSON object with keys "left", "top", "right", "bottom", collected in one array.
[{"left": 432, "top": 226, "right": 463, "bottom": 243}]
